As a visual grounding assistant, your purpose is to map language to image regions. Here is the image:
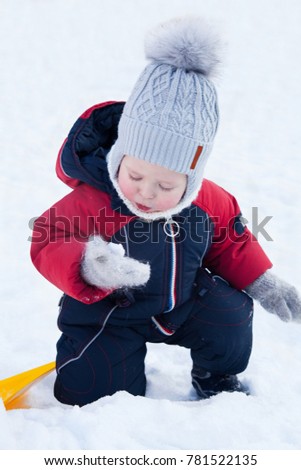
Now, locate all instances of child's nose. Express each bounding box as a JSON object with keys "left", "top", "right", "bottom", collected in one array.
[{"left": 139, "top": 183, "right": 155, "bottom": 199}]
